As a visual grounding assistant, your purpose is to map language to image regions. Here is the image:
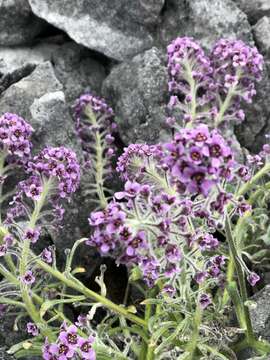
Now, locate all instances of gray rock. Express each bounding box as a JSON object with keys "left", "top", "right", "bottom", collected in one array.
[
  {"left": 28, "top": 0, "right": 164, "bottom": 61},
  {"left": 250, "top": 285, "right": 270, "bottom": 341},
  {"left": 253, "top": 17, "right": 270, "bottom": 57},
  {"left": 0, "top": 40, "right": 106, "bottom": 104},
  {"left": 0, "top": 61, "right": 92, "bottom": 250},
  {"left": 102, "top": 47, "right": 169, "bottom": 144},
  {"left": 0, "top": 61, "right": 62, "bottom": 121},
  {"left": 235, "top": 61, "right": 270, "bottom": 153},
  {"left": 0, "top": 347, "right": 16, "bottom": 360},
  {"left": 158, "top": 0, "right": 253, "bottom": 51},
  {"left": 0, "top": 0, "right": 45, "bottom": 46},
  {"left": 29, "top": 91, "right": 80, "bottom": 154},
  {"left": 233, "top": 0, "right": 270, "bottom": 24}
]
